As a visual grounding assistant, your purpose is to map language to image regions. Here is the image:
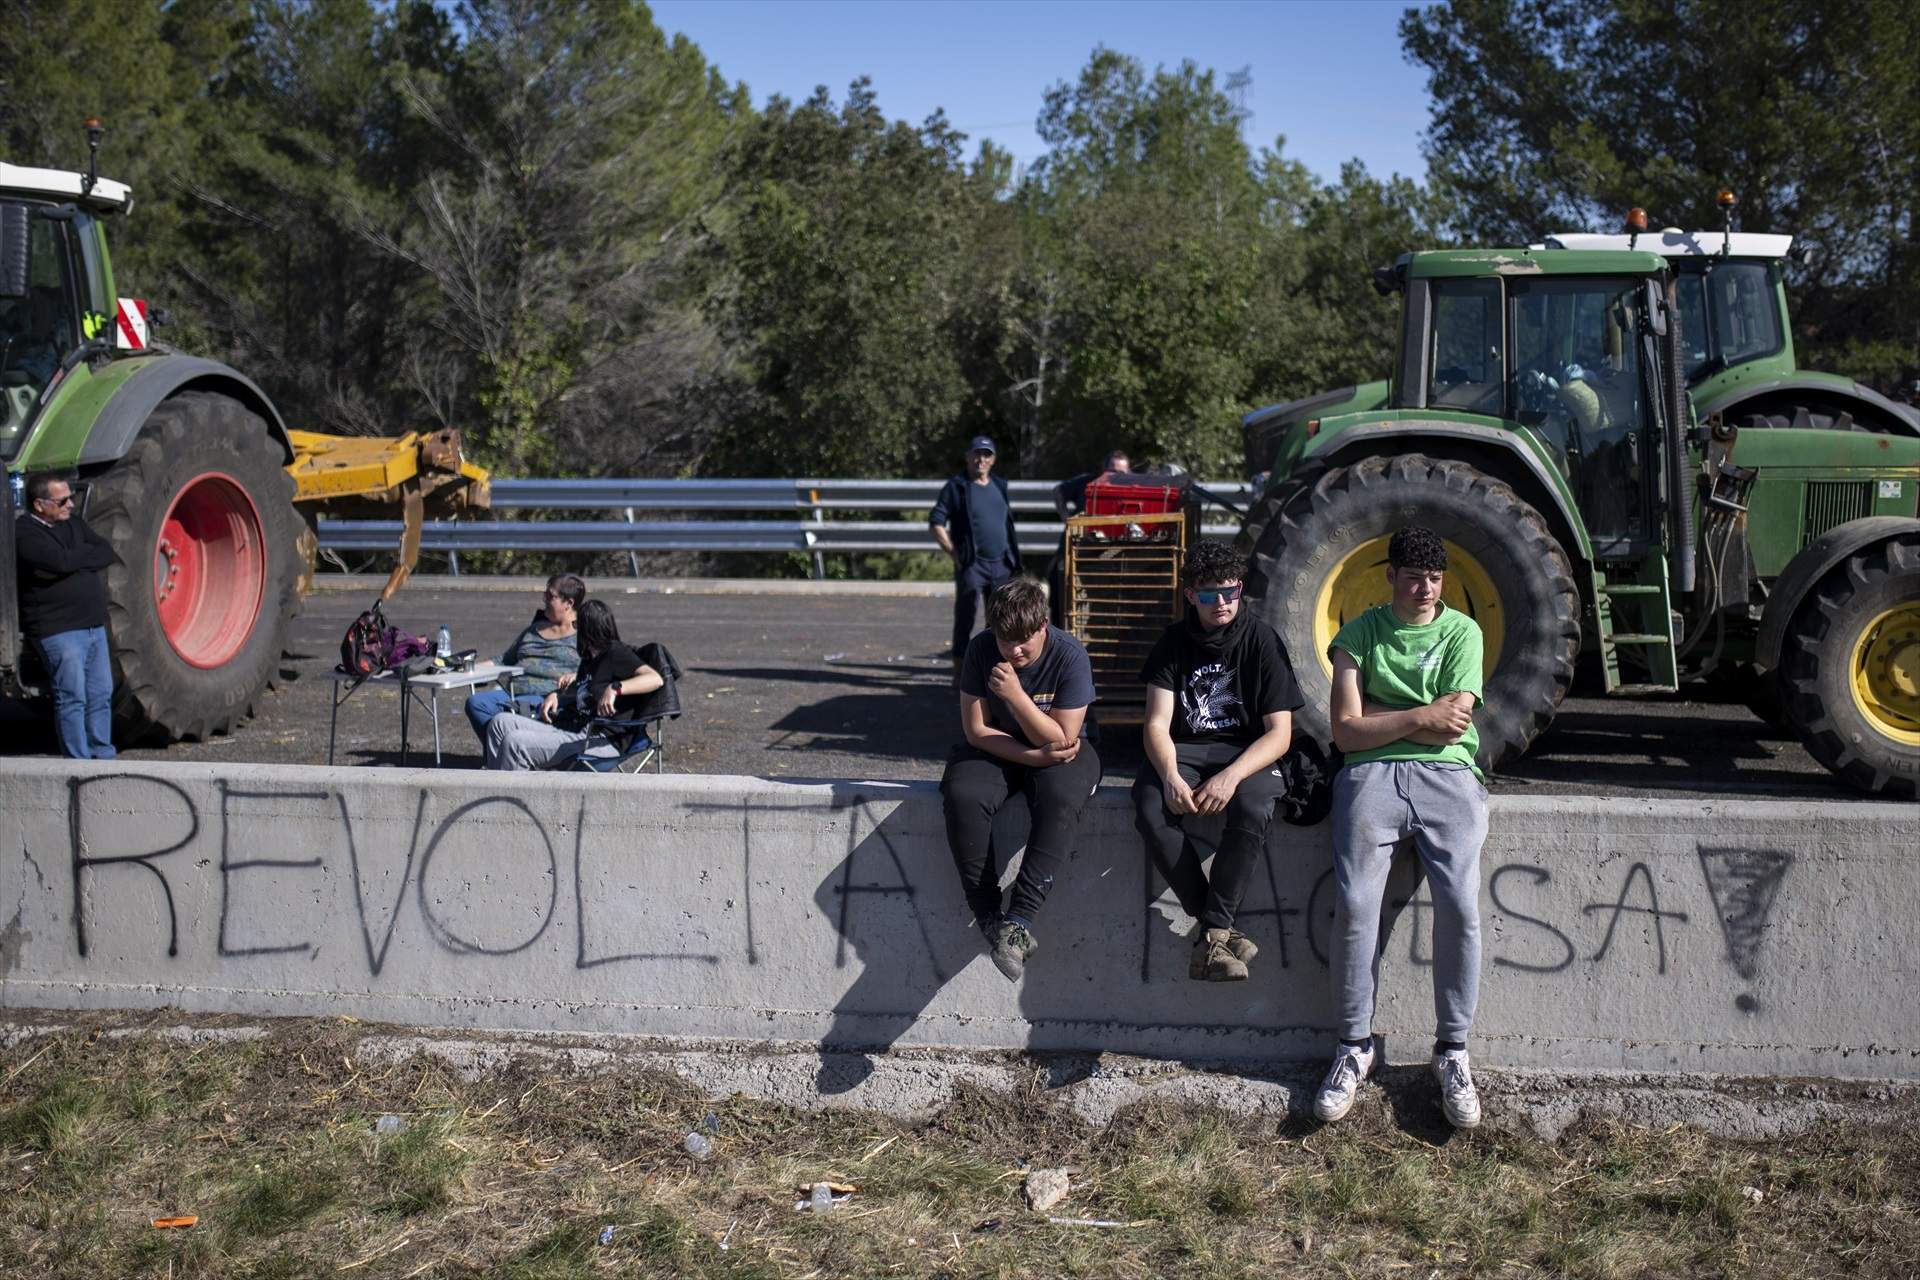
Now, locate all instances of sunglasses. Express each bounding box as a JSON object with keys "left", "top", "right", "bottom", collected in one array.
[
  {"left": 1193, "top": 584, "right": 1243, "bottom": 605},
  {"left": 40, "top": 494, "right": 75, "bottom": 508}
]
